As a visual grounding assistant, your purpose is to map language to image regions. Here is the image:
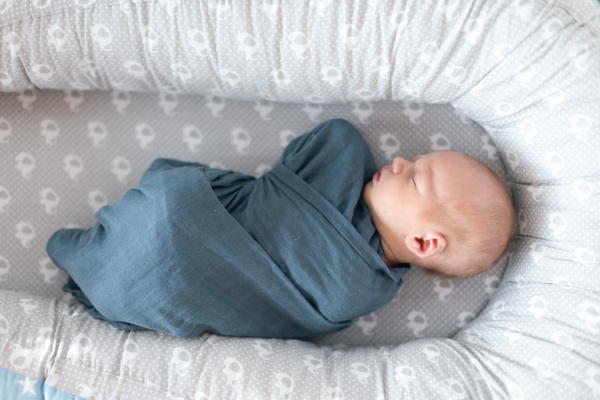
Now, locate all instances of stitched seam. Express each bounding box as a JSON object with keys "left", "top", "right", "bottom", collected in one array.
[
  {"left": 504, "top": 278, "right": 600, "bottom": 295},
  {"left": 537, "top": 0, "right": 600, "bottom": 38}
]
